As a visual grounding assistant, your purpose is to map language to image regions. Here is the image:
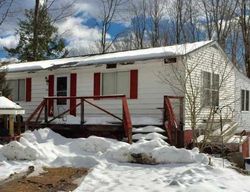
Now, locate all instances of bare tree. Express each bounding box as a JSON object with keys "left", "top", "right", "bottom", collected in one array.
[
  {"left": 147, "top": 0, "right": 165, "bottom": 47},
  {"left": 33, "top": 0, "right": 40, "bottom": 61},
  {"left": 168, "top": 0, "right": 192, "bottom": 44},
  {"left": 182, "top": 0, "right": 203, "bottom": 42},
  {"left": 0, "top": 0, "right": 14, "bottom": 26},
  {"left": 239, "top": 0, "right": 250, "bottom": 77},
  {"left": 200, "top": 0, "right": 239, "bottom": 49},
  {"left": 129, "top": 0, "right": 148, "bottom": 49},
  {"left": 170, "top": 0, "right": 184, "bottom": 44},
  {"left": 45, "top": 0, "right": 76, "bottom": 23},
  {"left": 227, "top": 22, "right": 241, "bottom": 66},
  {"left": 95, "top": 0, "right": 126, "bottom": 53}
]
